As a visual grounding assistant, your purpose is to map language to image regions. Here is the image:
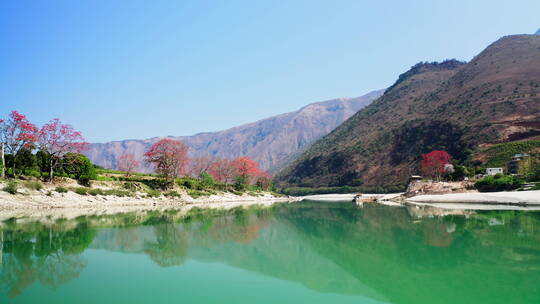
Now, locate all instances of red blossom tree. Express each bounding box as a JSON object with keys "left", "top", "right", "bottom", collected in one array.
[
  {"left": 231, "top": 156, "right": 265, "bottom": 185},
  {"left": 208, "top": 158, "right": 236, "bottom": 184},
  {"left": 0, "top": 111, "right": 39, "bottom": 177},
  {"left": 117, "top": 153, "right": 141, "bottom": 177},
  {"left": 420, "top": 150, "right": 453, "bottom": 181},
  {"left": 144, "top": 139, "right": 189, "bottom": 179},
  {"left": 38, "top": 118, "right": 88, "bottom": 181}
]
